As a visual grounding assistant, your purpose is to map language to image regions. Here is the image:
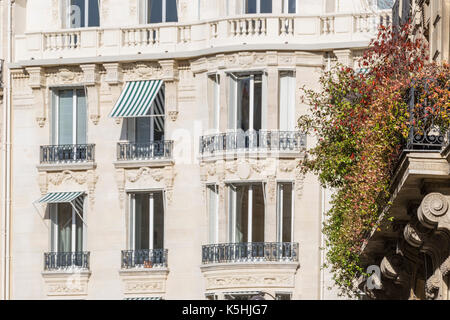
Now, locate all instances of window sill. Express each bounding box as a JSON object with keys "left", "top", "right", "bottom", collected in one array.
[
  {"left": 113, "top": 159, "right": 174, "bottom": 169},
  {"left": 37, "top": 162, "right": 97, "bottom": 172},
  {"left": 199, "top": 150, "right": 305, "bottom": 162},
  {"left": 119, "top": 267, "right": 169, "bottom": 275}
]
